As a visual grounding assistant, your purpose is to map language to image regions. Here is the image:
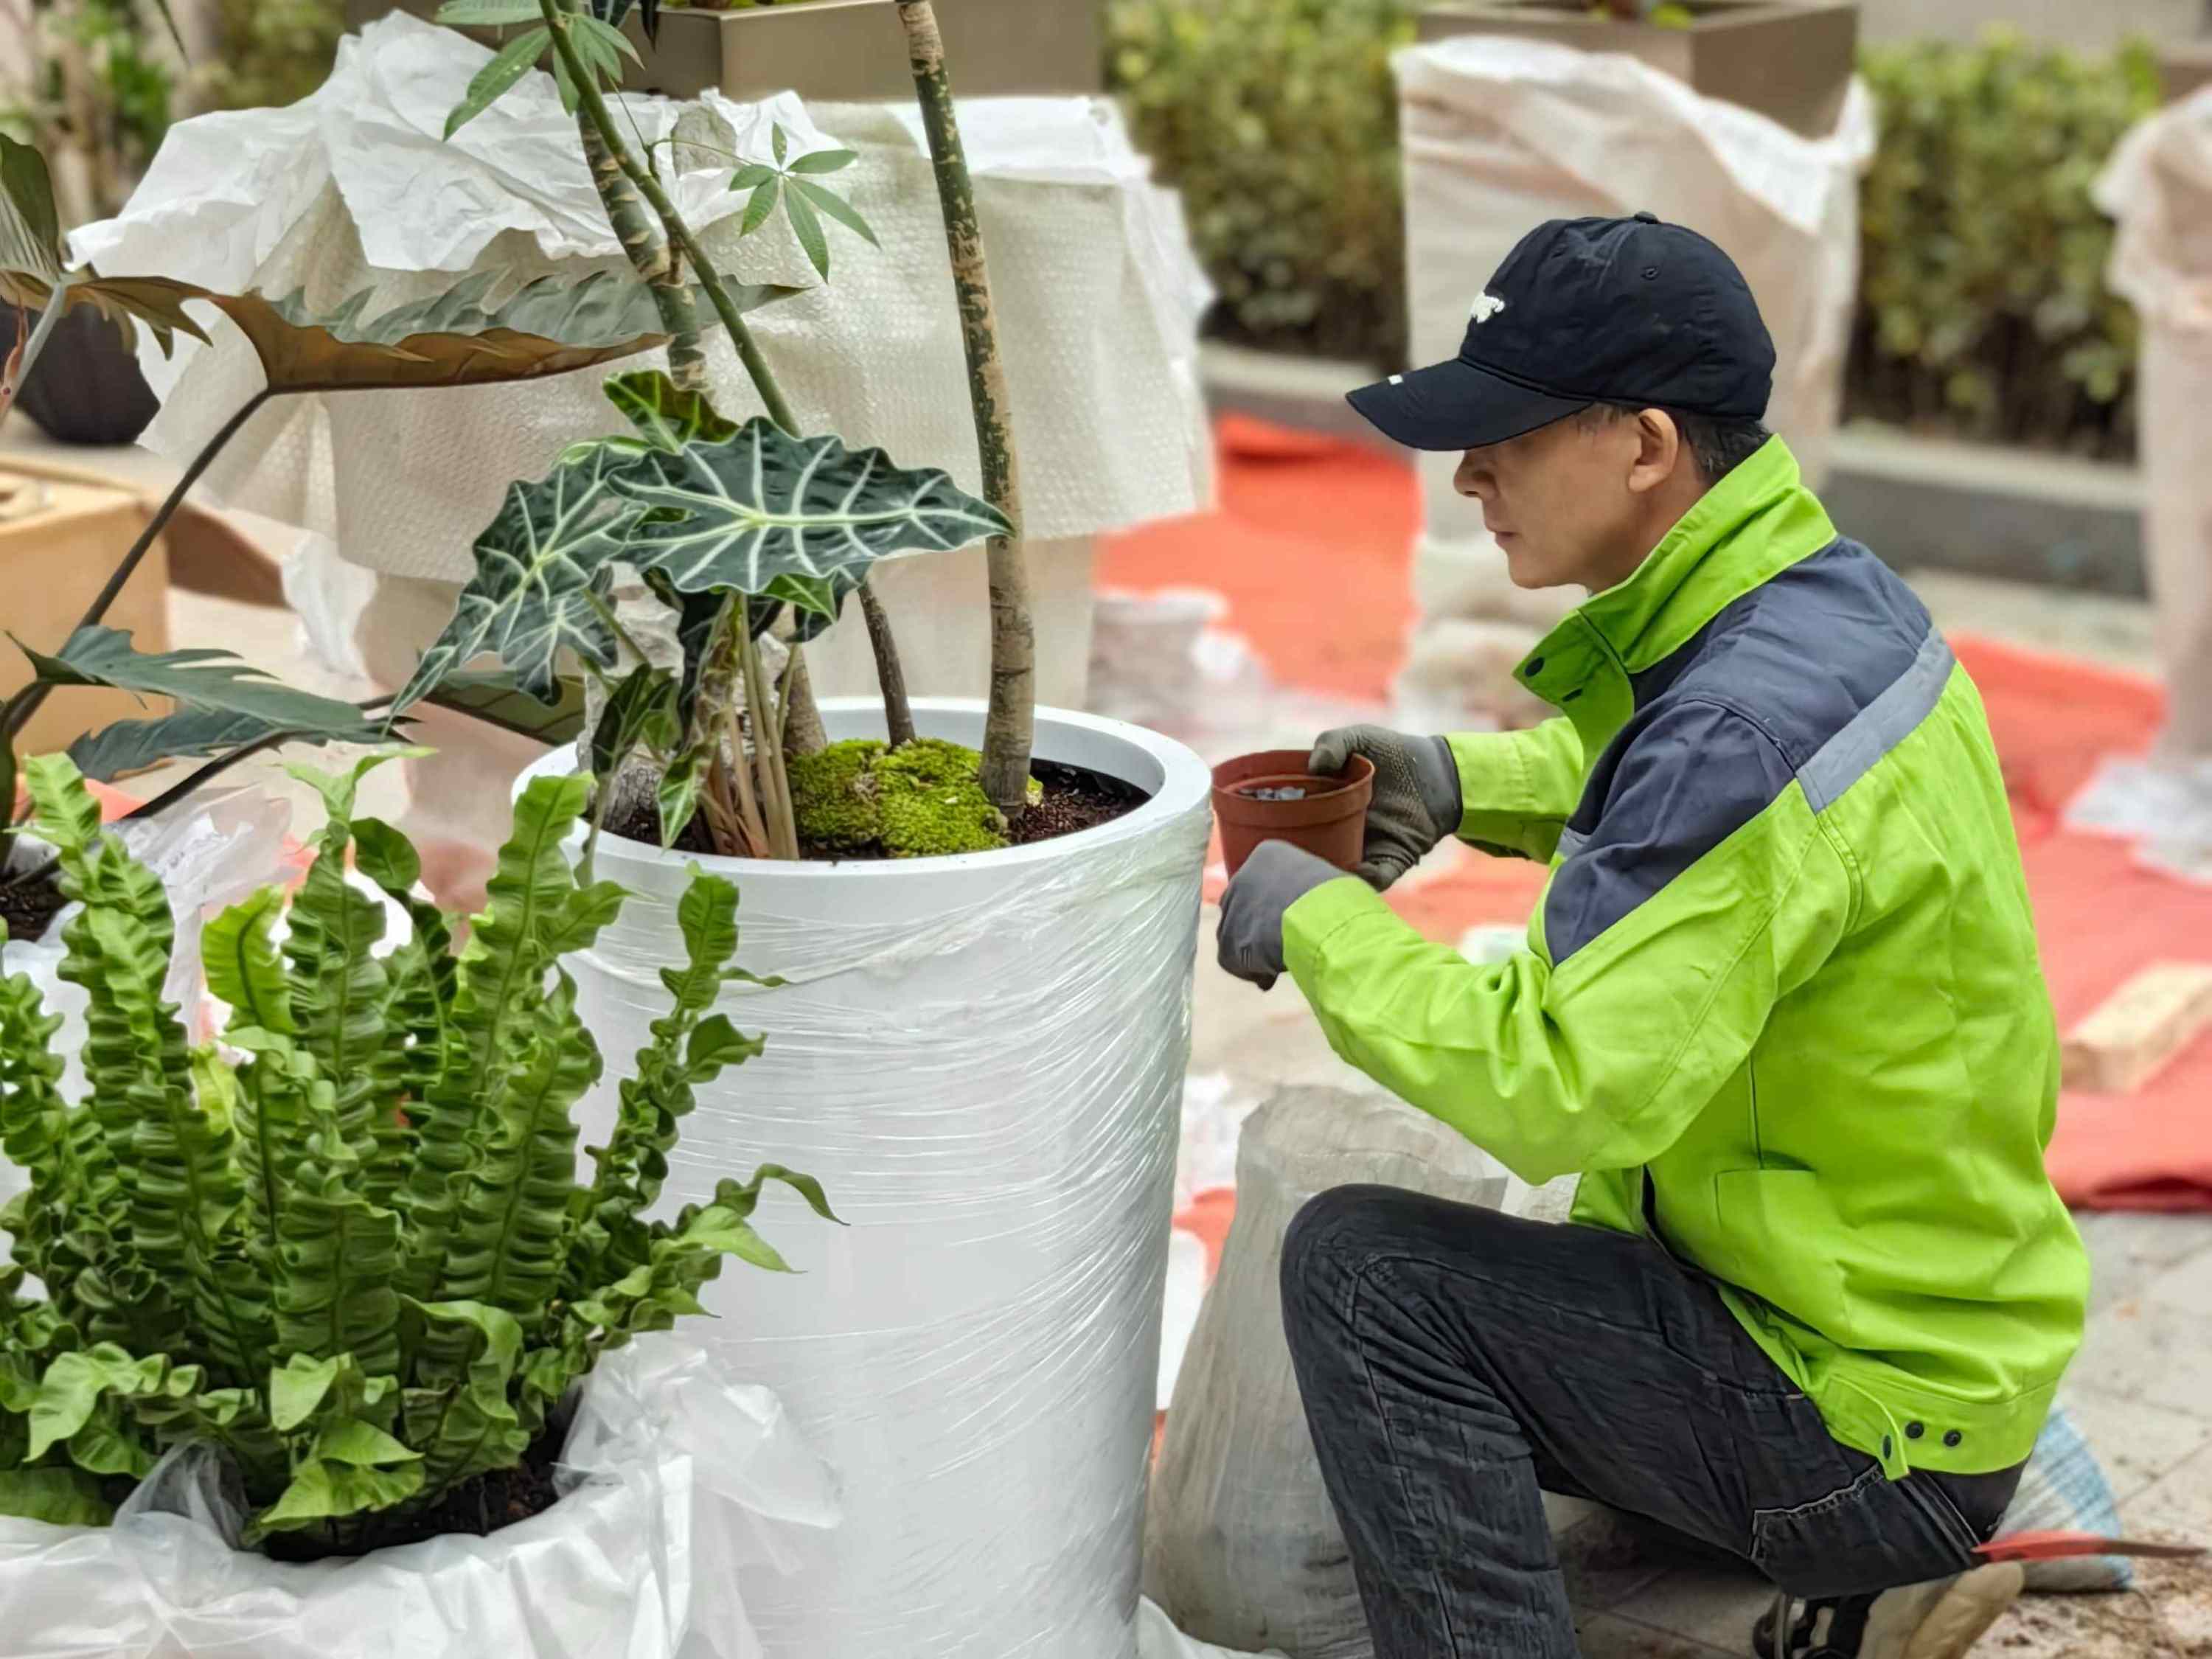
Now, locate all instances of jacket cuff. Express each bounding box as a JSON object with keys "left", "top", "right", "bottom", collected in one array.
[
  {"left": 1283, "top": 876, "right": 1404, "bottom": 998},
  {"left": 1444, "top": 731, "right": 1563, "bottom": 863}
]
